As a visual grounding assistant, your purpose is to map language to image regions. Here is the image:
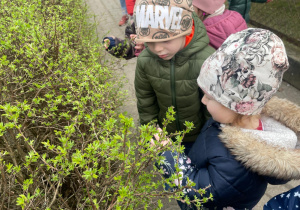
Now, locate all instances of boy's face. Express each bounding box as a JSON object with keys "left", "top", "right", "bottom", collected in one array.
[{"left": 146, "top": 36, "right": 186, "bottom": 60}]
